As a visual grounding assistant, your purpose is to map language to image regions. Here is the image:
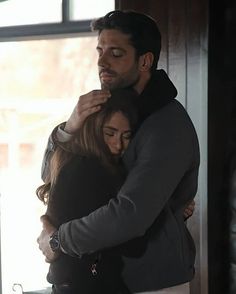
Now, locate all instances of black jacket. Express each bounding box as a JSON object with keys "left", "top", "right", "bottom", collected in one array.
[{"left": 46, "top": 155, "right": 129, "bottom": 293}]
